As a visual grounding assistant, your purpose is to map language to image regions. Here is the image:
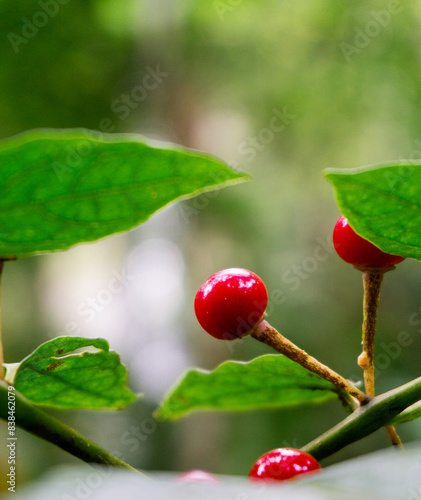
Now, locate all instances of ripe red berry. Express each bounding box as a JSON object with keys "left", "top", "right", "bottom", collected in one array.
[
  {"left": 194, "top": 268, "right": 268, "bottom": 340},
  {"left": 333, "top": 216, "right": 405, "bottom": 269},
  {"left": 249, "top": 448, "right": 321, "bottom": 482},
  {"left": 176, "top": 470, "right": 219, "bottom": 483}
]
